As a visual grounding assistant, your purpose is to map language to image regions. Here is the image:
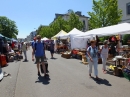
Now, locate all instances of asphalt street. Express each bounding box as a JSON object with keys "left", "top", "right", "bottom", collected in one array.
[{"left": 0, "top": 49, "right": 130, "bottom": 97}]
